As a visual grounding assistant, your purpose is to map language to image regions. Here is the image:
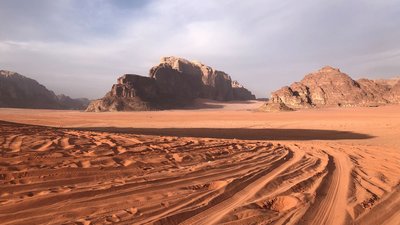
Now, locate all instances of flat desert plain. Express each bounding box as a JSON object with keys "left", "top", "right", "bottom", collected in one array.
[{"left": 0, "top": 102, "right": 399, "bottom": 225}]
